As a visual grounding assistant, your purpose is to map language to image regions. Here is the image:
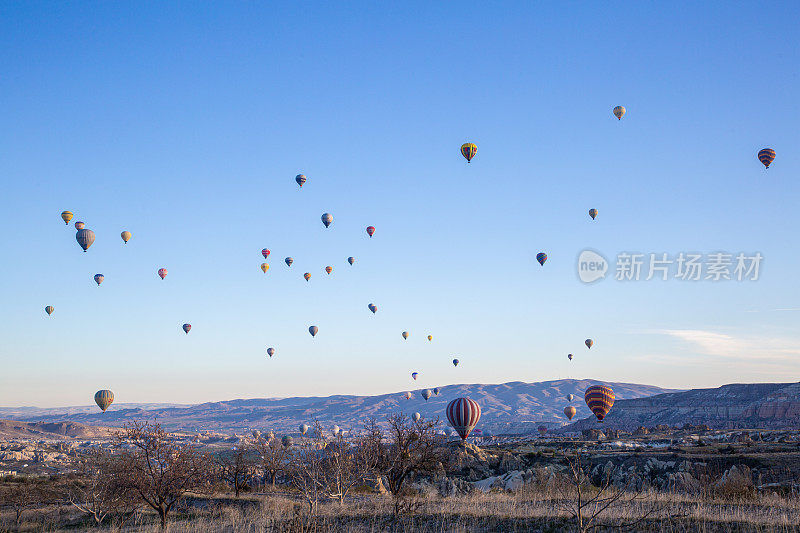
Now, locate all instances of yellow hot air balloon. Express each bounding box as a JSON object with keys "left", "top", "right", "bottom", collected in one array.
[
  {"left": 261, "top": 263, "right": 270, "bottom": 273},
  {"left": 613, "top": 106, "right": 626, "bottom": 120},
  {"left": 460, "top": 143, "right": 477, "bottom": 163},
  {"left": 427, "top": 335, "right": 432, "bottom": 341},
  {"left": 60, "top": 211, "right": 73, "bottom": 225},
  {"left": 120, "top": 231, "right": 132, "bottom": 243}
]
